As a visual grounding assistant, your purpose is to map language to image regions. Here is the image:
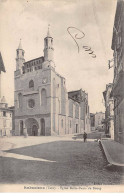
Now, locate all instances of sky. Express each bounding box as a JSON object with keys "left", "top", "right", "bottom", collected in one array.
[{"left": 0, "top": 0, "right": 117, "bottom": 113}]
